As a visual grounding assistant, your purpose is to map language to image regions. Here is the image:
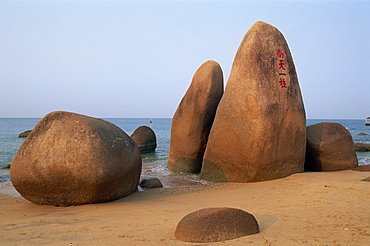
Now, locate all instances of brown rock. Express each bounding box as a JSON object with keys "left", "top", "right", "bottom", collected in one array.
[
  {"left": 305, "top": 122, "right": 358, "bottom": 171},
  {"left": 175, "top": 207, "right": 259, "bottom": 243},
  {"left": 1, "top": 164, "right": 11, "bottom": 169},
  {"left": 130, "top": 126, "right": 157, "bottom": 153},
  {"left": 353, "top": 164, "right": 370, "bottom": 172},
  {"left": 18, "top": 130, "right": 32, "bottom": 138},
  {"left": 361, "top": 177, "right": 370, "bottom": 182},
  {"left": 358, "top": 132, "right": 368, "bottom": 135},
  {"left": 201, "top": 21, "right": 306, "bottom": 182},
  {"left": 167, "top": 60, "right": 223, "bottom": 173},
  {"left": 10, "top": 111, "right": 142, "bottom": 206},
  {"left": 139, "top": 177, "right": 163, "bottom": 188},
  {"left": 354, "top": 142, "right": 370, "bottom": 152}
]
